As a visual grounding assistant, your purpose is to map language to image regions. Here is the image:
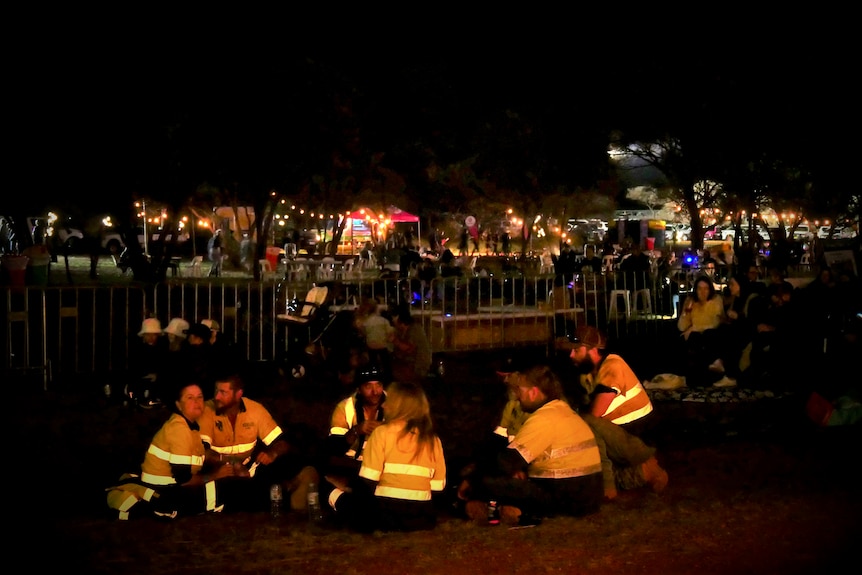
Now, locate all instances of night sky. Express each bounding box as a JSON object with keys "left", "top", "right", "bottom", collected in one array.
[{"left": 6, "top": 18, "right": 853, "bottom": 218}]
